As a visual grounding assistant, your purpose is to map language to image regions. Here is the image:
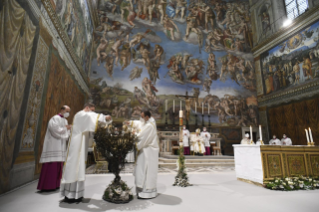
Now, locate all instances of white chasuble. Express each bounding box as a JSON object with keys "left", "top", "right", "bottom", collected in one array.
[
  {"left": 40, "top": 115, "right": 70, "bottom": 163},
  {"left": 191, "top": 134, "right": 205, "bottom": 154},
  {"left": 133, "top": 120, "right": 159, "bottom": 199},
  {"left": 183, "top": 130, "right": 190, "bottom": 147},
  {"left": 200, "top": 131, "right": 211, "bottom": 147},
  {"left": 61, "top": 111, "right": 111, "bottom": 193}
]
